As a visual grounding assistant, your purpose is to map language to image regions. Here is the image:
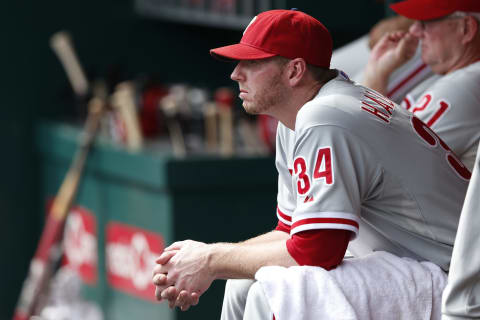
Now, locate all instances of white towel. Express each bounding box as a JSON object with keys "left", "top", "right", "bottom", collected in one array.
[{"left": 255, "top": 251, "right": 446, "bottom": 320}]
